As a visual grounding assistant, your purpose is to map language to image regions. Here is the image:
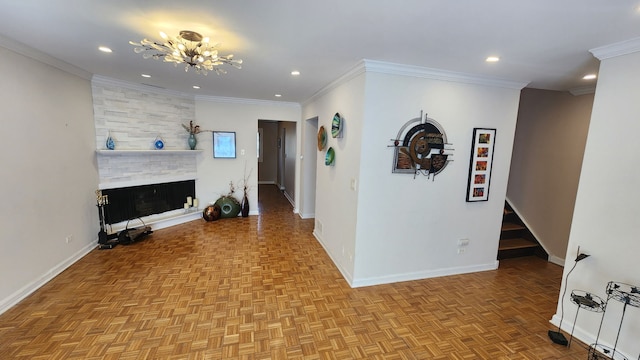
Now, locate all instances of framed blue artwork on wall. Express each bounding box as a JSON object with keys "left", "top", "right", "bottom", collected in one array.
[{"left": 213, "top": 131, "right": 236, "bottom": 158}]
